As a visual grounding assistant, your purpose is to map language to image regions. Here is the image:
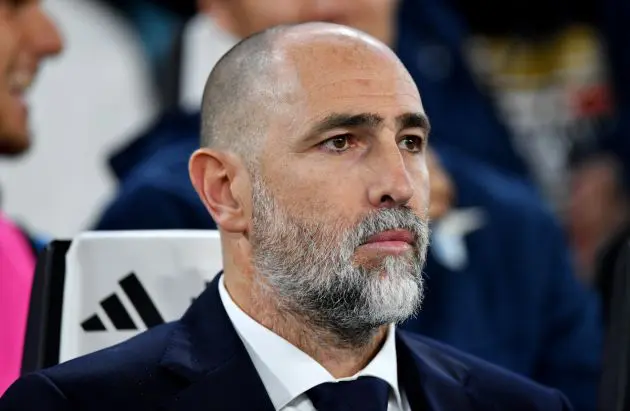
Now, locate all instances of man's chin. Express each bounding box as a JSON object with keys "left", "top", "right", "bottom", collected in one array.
[
  {"left": 321, "top": 302, "right": 419, "bottom": 348},
  {"left": 352, "top": 249, "right": 415, "bottom": 271}
]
